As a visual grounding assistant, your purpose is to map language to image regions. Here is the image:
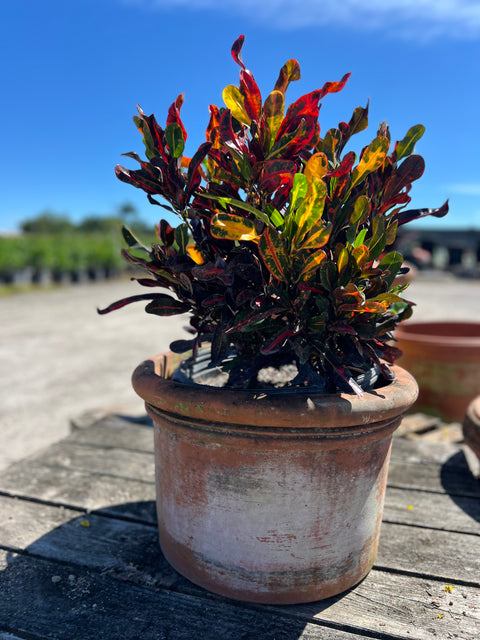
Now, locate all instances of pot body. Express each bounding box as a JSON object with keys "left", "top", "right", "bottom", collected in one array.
[
  {"left": 395, "top": 321, "right": 480, "bottom": 422},
  {"left": 464, "top": 395, "right": 480, "bottom": 461},
  {"left": 132, "top": 353, "right": 417, "bottom": 604}
]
